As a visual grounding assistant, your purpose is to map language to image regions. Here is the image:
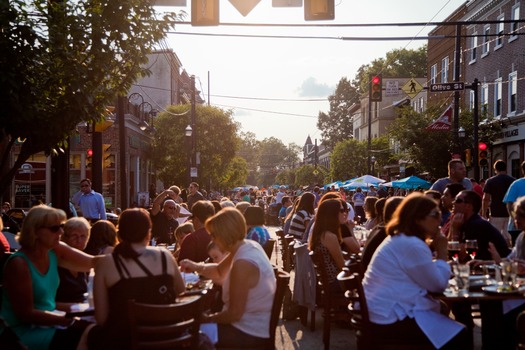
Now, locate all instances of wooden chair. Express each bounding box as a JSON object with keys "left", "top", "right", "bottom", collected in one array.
[
  {"left": 263, "top": 238, "right": 276, "bottom": 260},
  {"left": 292, "top": 243, "right": 316, "bottom": 331},
  {"left": 517, "top": 310, "right": 525, "bottom": 349},
  {"left": 217, "top": 269, "right": 290, "bottom": 350},
  {"left": 309, "top": 250, "right": 350, "bottom": 350},
  {"left": 337, "top": 269, "right": 434, "bottom": 350},
  {"left": 127, "top": 295, "right": 202, "bottom": 350}
]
